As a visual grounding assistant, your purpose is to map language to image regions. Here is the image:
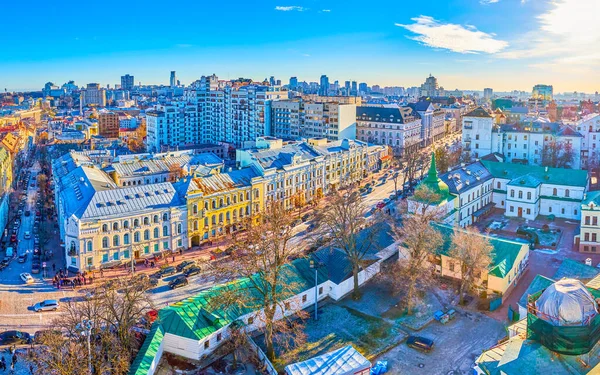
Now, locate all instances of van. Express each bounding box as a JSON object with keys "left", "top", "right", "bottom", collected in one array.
[
  {"left": 5, "top": 247, "right": 14, "bottom": 258},
  {"left": 407, "top": 336, "right": 434, "bottom": 352}
]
